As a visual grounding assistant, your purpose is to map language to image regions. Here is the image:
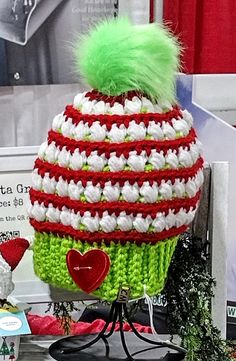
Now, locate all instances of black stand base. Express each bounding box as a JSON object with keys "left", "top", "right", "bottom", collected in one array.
[
  {"left": 49, "top": 298, "right": 186, "bottom": 361},
  {"left": 49, "top": 333, "right": 185, "bottom": 360}
]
